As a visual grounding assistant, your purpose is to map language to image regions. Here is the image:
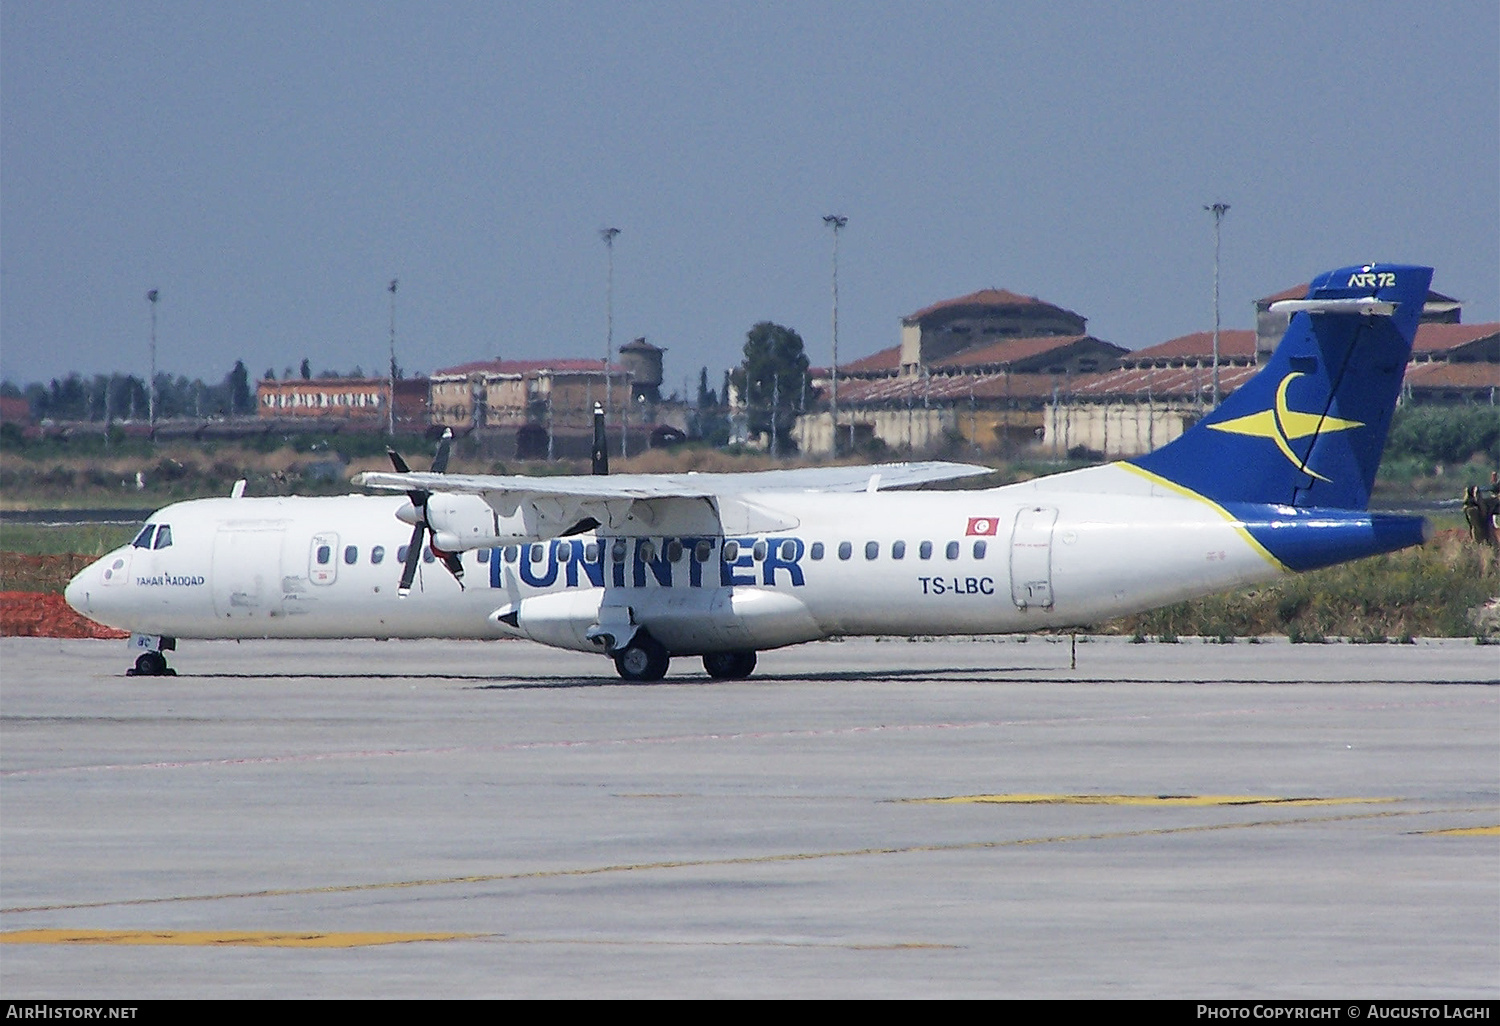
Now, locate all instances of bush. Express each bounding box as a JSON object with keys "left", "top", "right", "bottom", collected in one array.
[{"left": 1386, "top": 406, "right": 1500, "bottom": 466}]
